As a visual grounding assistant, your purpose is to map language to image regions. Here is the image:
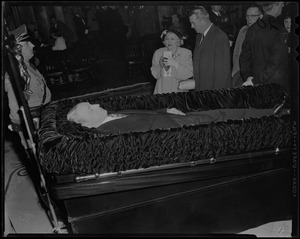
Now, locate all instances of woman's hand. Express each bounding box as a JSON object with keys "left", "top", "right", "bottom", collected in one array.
[
  {"left": 159, "top": 56, "right": 165, "bottom": 68},
  {"left": 163, "top": 56, "right": 179, "bottom": 69}
]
